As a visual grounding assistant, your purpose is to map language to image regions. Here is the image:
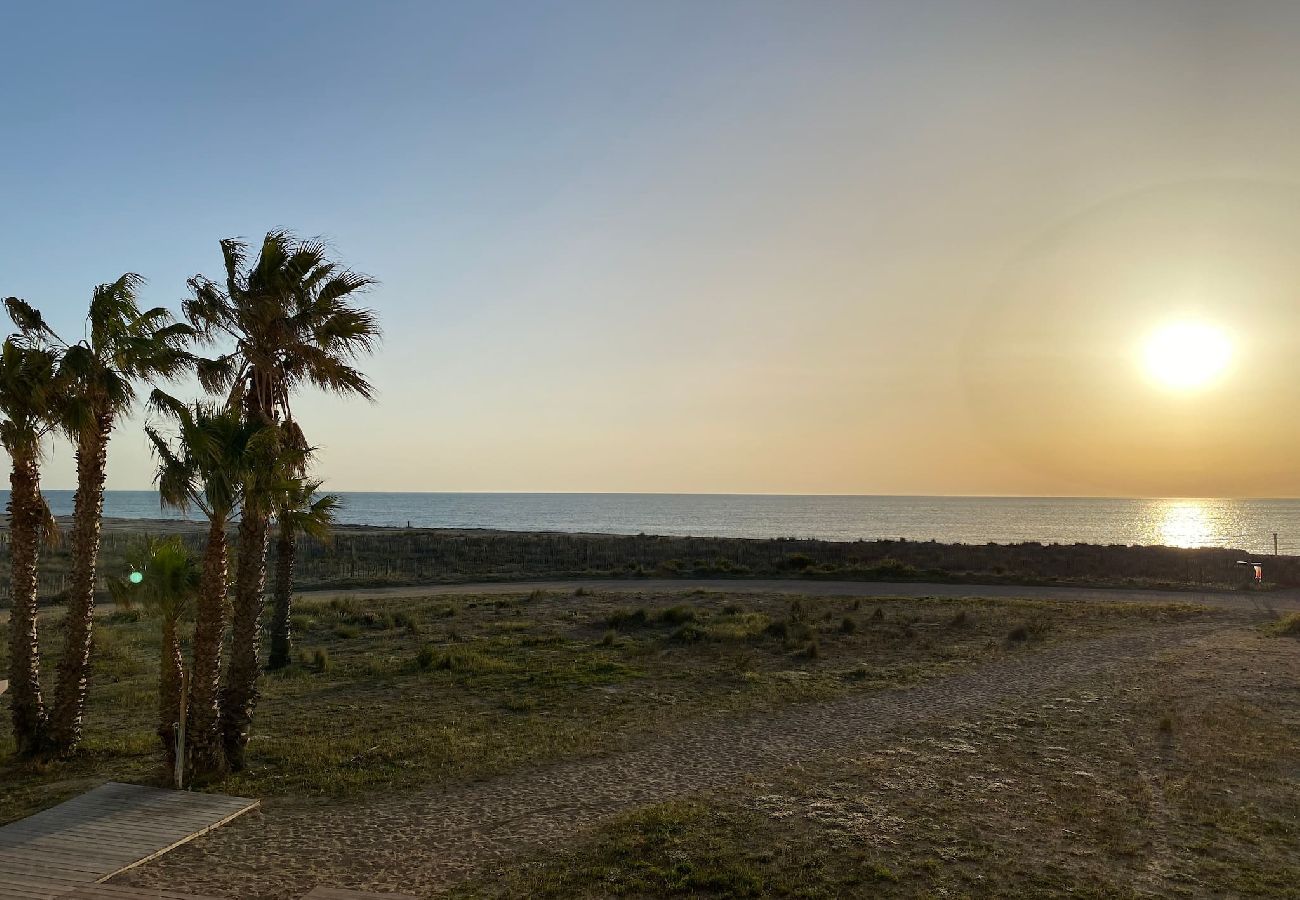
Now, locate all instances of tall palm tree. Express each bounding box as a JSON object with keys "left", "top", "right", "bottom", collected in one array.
[
  {"left": 186, "top": 233, "right": 379, "bottom": 769},
  {"left": 108, "top": 537, "right": 199, "bottom": 774},
  {"left": 0, "top": 336, "right": 62, "bottom": 756},
  {"left": 7, "top": 281, "right": 195, "bottom": 754},
  {"left": 267, "top": 477, "right": 339, "bottom": 670},
  {"left": 145, "top": 392, "right": 266, "bottom": 780}
]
